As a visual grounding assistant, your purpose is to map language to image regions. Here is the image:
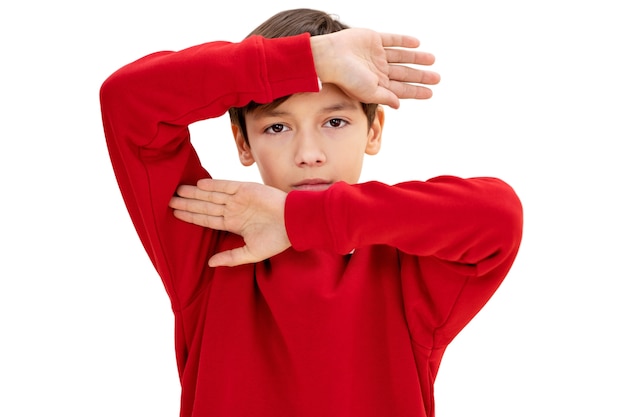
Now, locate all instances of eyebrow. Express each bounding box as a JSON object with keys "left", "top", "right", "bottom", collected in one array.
[
  {"left": 254, "top": 101, "right": 361, "bottom": 118},
  {"left": 319, "top": 101, "right": 361, "bottom": 113}
]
